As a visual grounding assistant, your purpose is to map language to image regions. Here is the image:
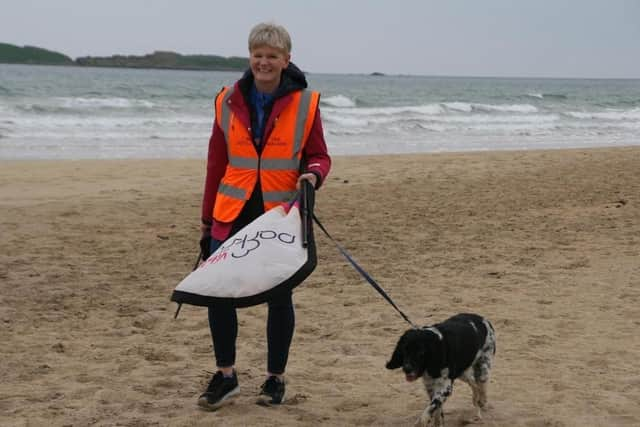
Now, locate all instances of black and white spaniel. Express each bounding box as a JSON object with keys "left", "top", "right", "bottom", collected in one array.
[{"left": 386, "top": 313, "right": 496, "bottom": 427}]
